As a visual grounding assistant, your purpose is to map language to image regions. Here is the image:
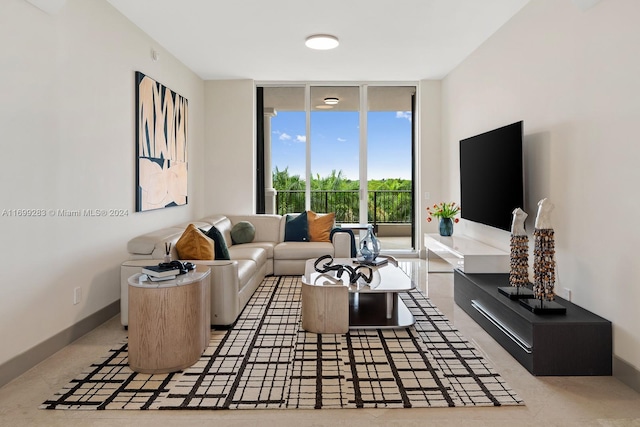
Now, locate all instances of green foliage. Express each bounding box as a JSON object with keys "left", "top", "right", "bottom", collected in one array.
[
  {"left": 273, "top": 167, "right": 305, "bottom": 191},
  {"left": 273, "top": 169, "right": 412, "bottom": 223},
  {"left": 369, "top": 178, "right": 412, "bottom": 191},
  {"left": 273, "top": 169, "right": 411, "bottom": 192}
]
